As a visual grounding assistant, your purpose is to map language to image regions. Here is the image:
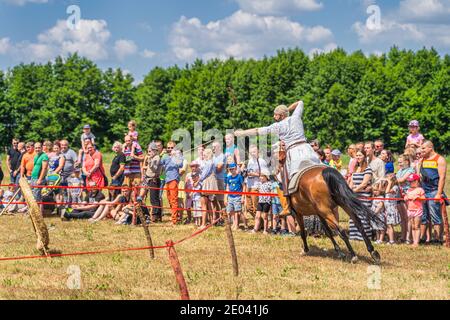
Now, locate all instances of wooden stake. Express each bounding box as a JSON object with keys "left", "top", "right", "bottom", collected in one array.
[
  {"left": 441, "top": 200, "right": 450, "bottom": 248},
  {"left": 166, "top": 240, "right": 190, "bottom": 300},
  {"left": 135, "top": 204, "right": 155, "bottom": 259},
  {"left": 224, "top": 213, "right": 239, "bottom": 277}
]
